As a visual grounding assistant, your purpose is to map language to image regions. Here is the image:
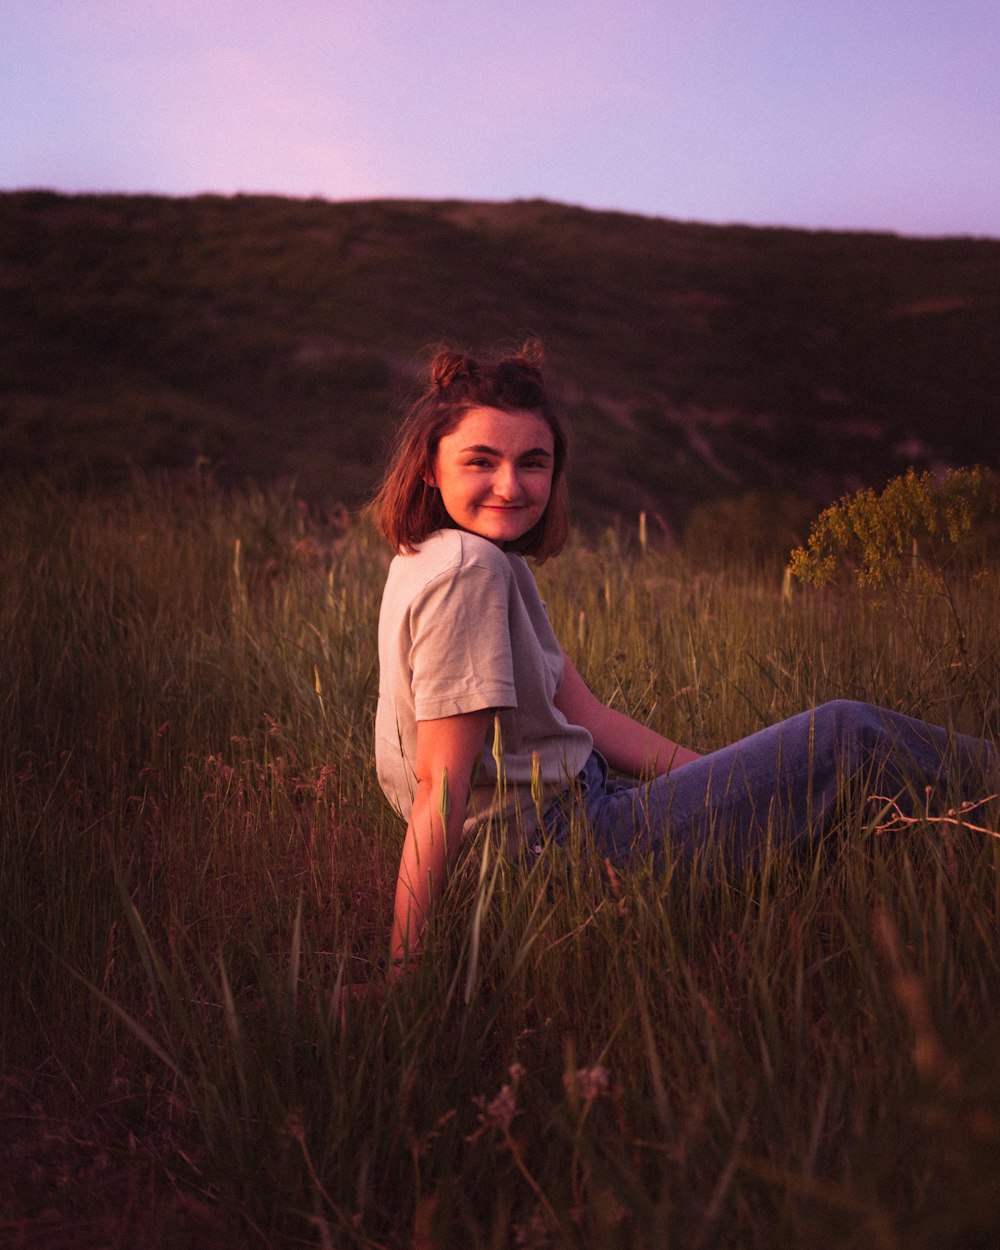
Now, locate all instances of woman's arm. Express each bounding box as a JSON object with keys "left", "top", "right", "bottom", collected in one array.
[
  {"left": 554, "top": 653, "right": 702, "bottom": 777},
  {"left": 390, "top": 708, "right": 492, "bottom": 969}
]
